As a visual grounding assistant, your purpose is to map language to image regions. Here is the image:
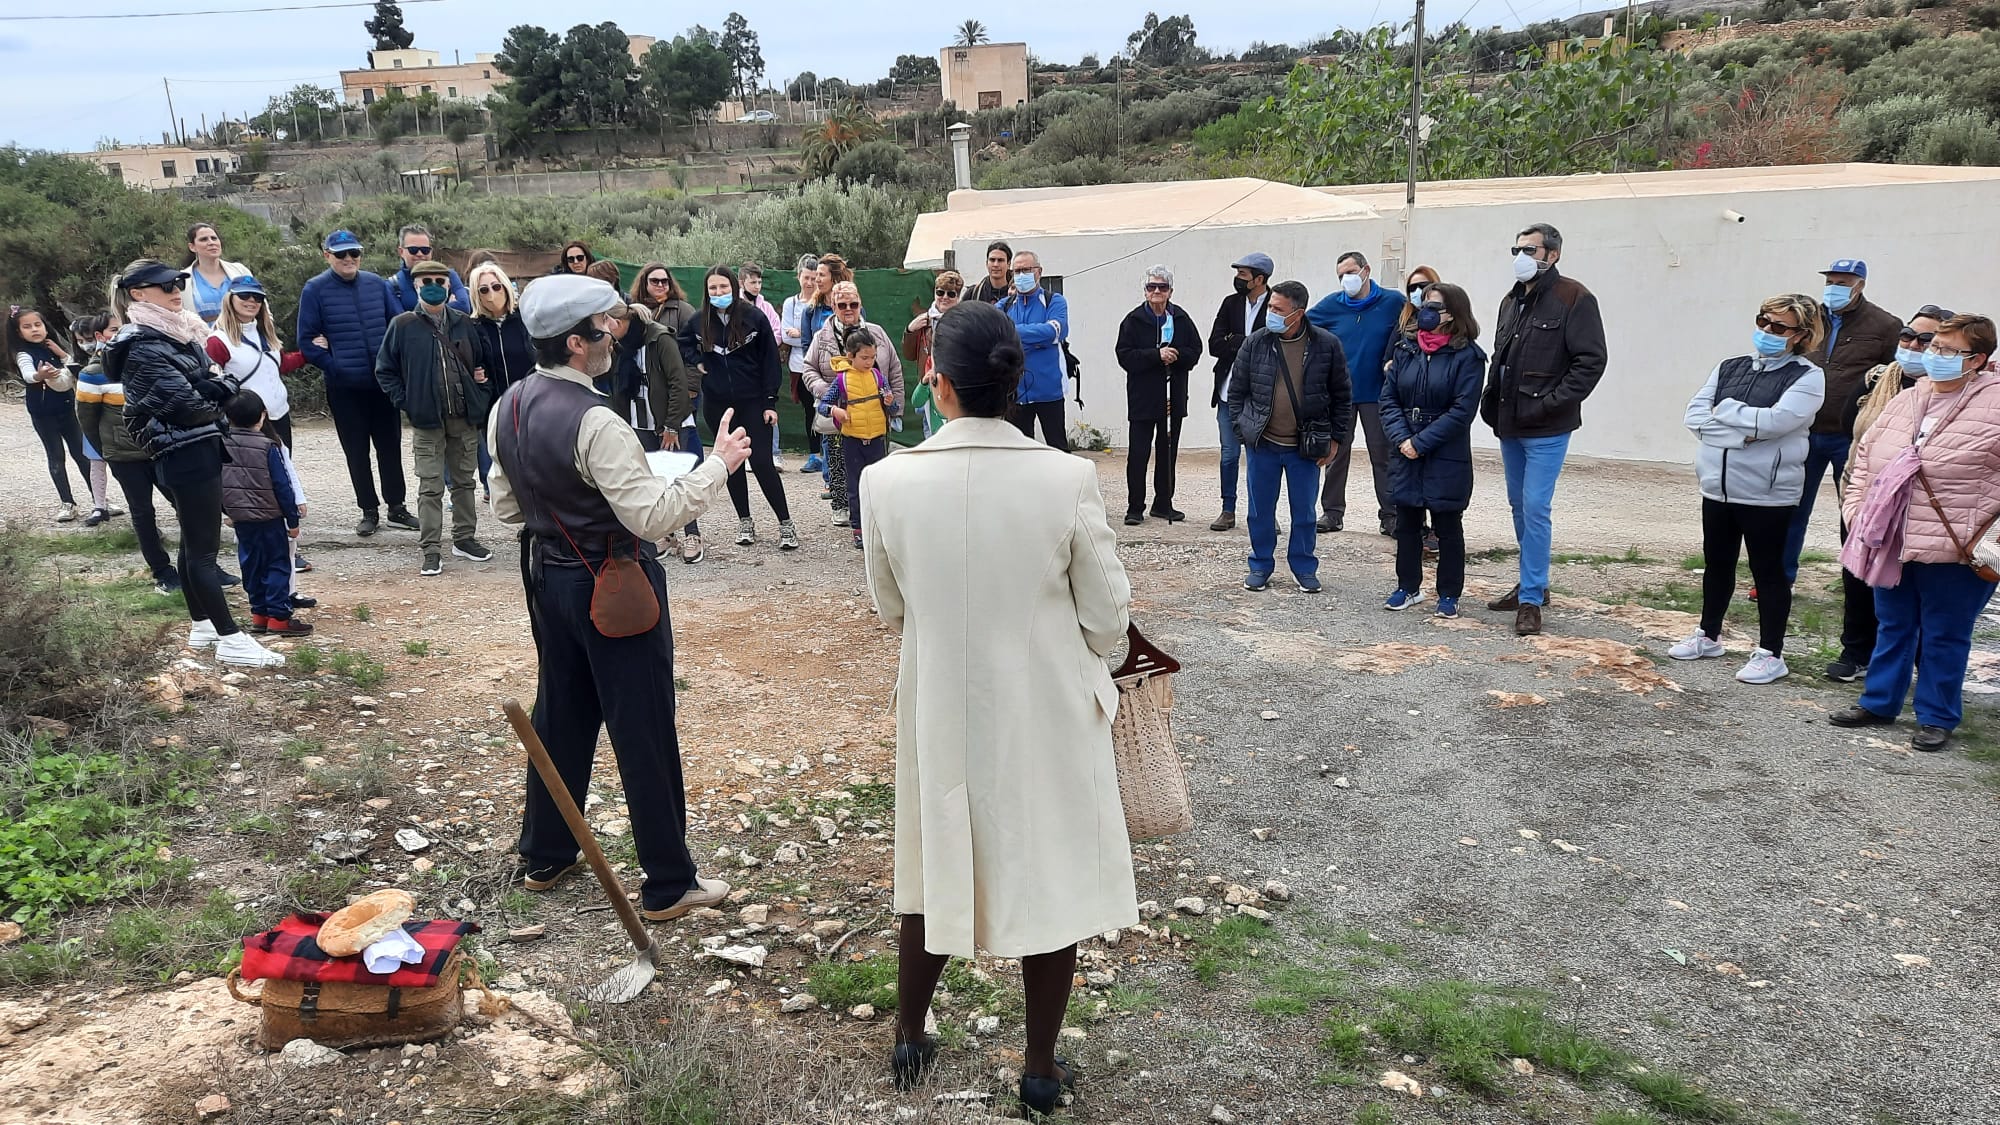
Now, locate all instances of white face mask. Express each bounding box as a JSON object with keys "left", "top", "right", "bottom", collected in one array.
[
  {"left": 1895, "top": 346, "right": 1928, "bottom": 374},
  {"left": 1339, "top": 272, "right": 1365, "bottom": 298},
  {"left": 1512, "top": 251, "right": 1540, "bottom": 284}
]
